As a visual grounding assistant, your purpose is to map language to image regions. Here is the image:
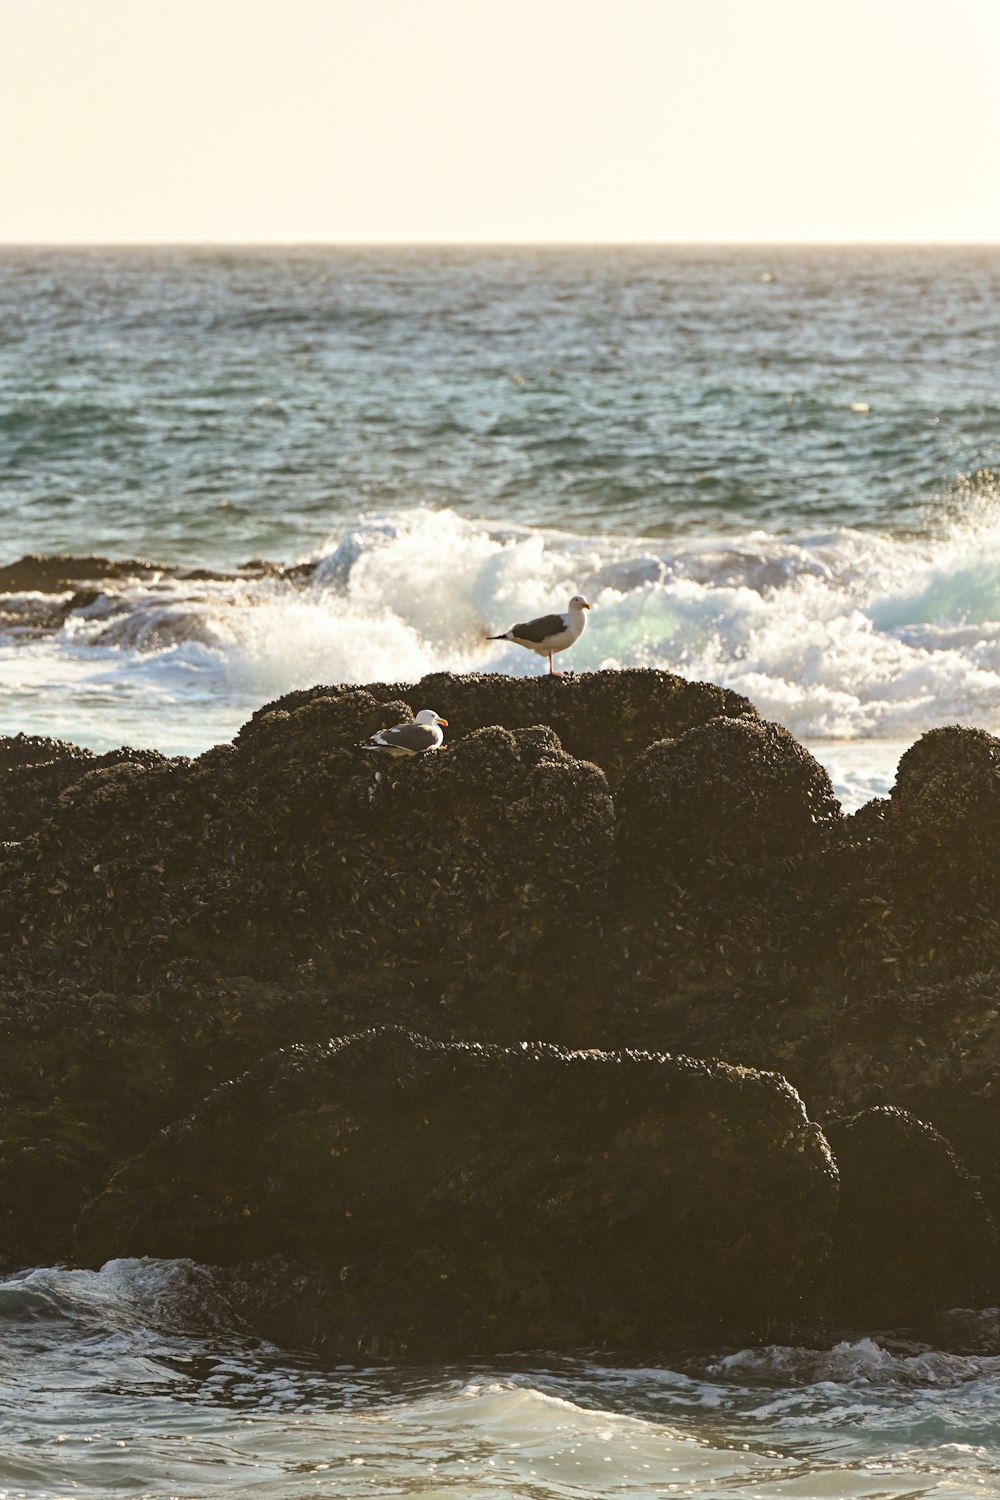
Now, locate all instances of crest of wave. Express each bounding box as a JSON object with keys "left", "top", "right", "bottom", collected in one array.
[
  {"left": 199, "top": 500, "right": 1000, "bottom": 742},
  {"left": 218, "top": 508, "right": 601, "bottom": 693},
  {"left": 58, "top": 500, "right": 1000, "bottom": 747},
  {"left": 580, "top": 507, "right": 1000, "bottom": 743}
]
